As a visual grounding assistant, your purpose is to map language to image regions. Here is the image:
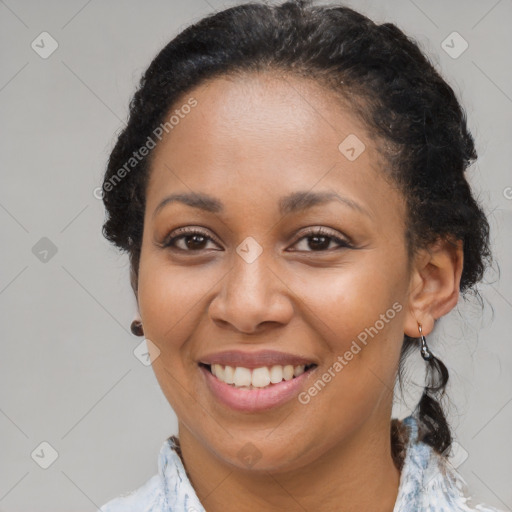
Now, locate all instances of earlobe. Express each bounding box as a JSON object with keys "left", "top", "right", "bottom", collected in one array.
[{"left": 404, "top": 237, "right": 464, "bottom": 337}]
